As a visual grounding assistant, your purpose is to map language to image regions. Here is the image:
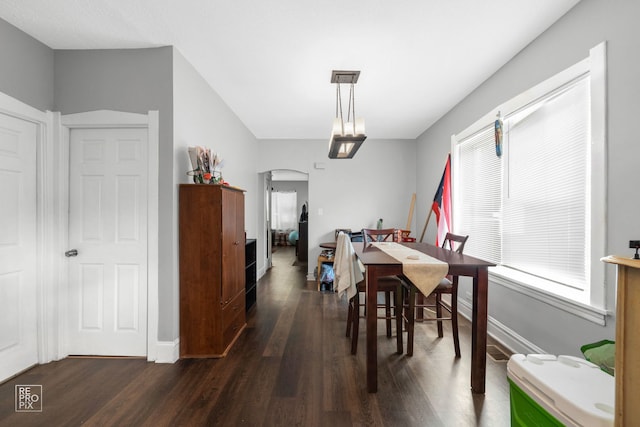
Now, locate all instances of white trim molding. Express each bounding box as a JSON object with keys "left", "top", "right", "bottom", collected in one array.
[
  {"left": 490, "top": 269, "right": 608, "bottom": 326},
  {"left": 58, "top": 110, "right": 161, "bottom": 362},
  {"left": 61, "top": 109, "right": 152, "bottom": 127},
  {"left": 0, "top": 91, "right": 47, "bottom": 122},
  {"left": 0, "top": 92, "right": 58, "bottom": 366},
  {"left": 155, "top": 339, "right": 180, "bottom": 363}
]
